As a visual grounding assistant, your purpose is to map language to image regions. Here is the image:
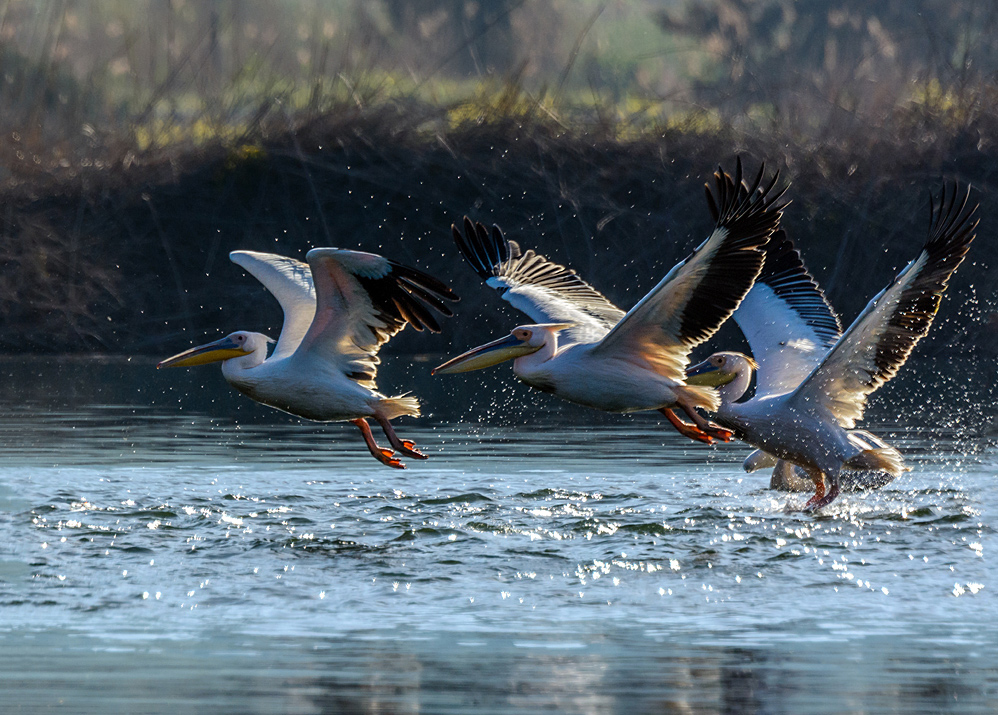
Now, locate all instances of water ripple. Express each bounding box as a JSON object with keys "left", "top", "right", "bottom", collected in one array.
[{"left": 0, "top": 383, "right": 995, "bottom": 711}]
